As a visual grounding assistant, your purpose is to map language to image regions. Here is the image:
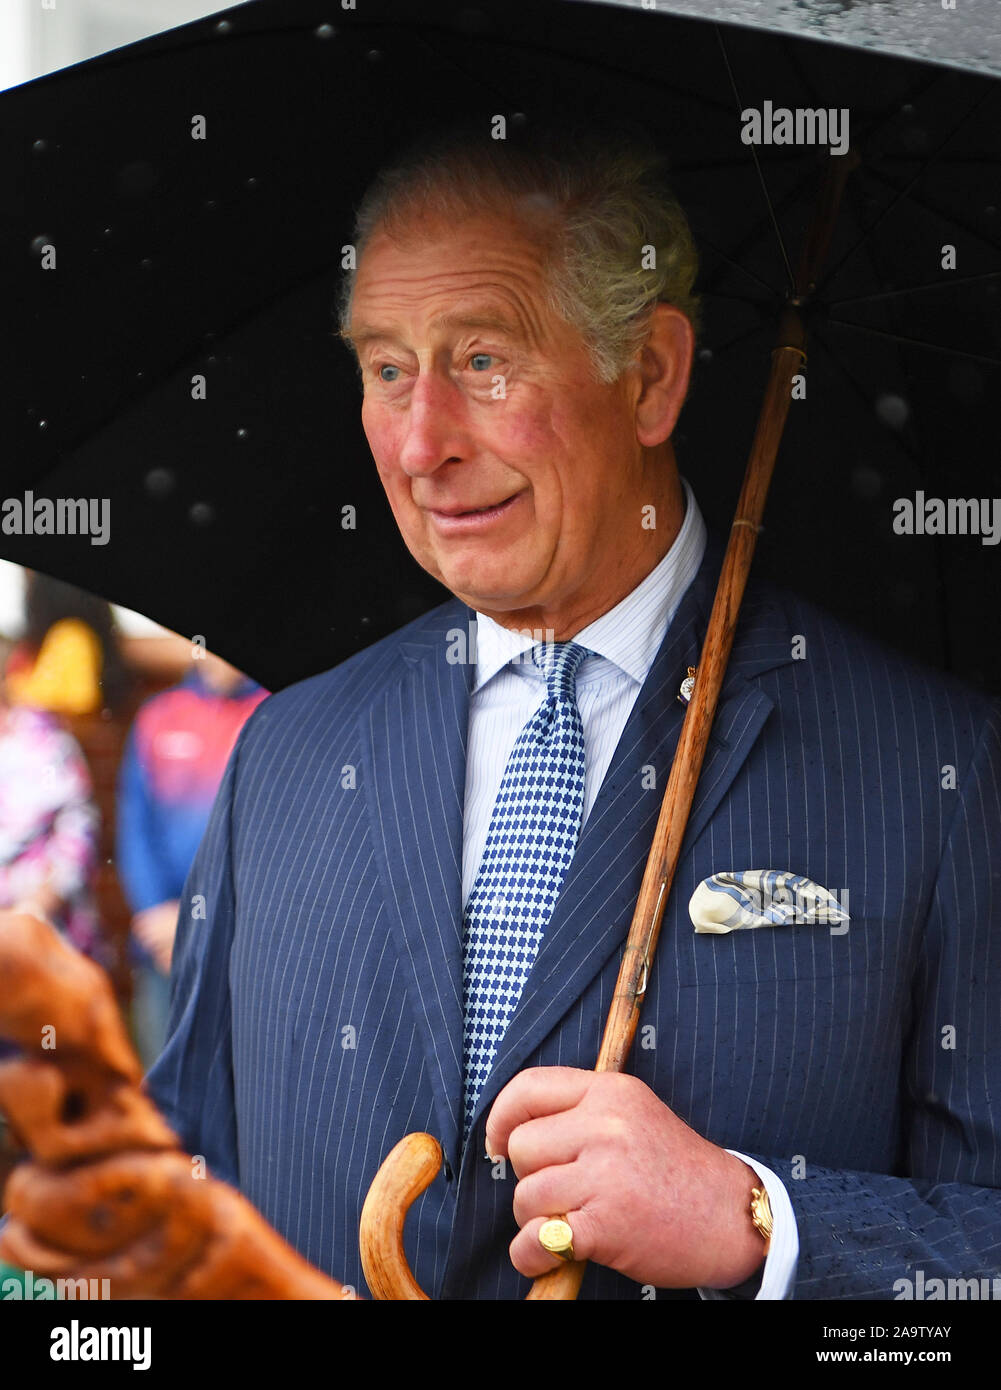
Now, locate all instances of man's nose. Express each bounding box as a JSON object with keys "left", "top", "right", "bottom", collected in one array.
[{"left": 397, "top": 372, "right": 469, "bottom": 477}]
